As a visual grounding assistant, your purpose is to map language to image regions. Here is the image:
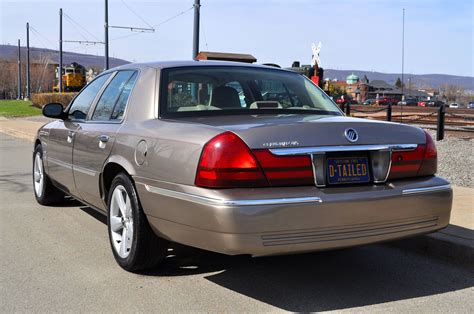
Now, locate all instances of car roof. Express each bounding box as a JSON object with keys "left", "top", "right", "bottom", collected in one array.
[{"left": 108, "top": 60, "right": 289, "bottom": 72}]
